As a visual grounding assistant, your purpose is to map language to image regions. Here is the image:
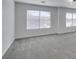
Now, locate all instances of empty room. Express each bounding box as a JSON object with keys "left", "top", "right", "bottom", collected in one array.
[{"left": 2, "top": 0, "right": 76, "bottom": 59}]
